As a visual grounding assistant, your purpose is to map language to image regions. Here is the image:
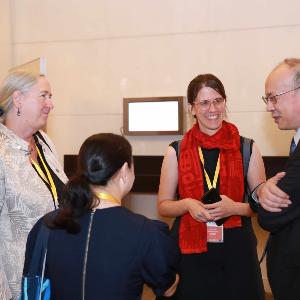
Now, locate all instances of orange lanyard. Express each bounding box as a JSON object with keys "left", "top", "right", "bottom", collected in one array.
[
  {"left": 198, "top": 147, "right": 220, "bottom": 190},
  {"left": 94, "top": 192, "right": 121, "bottom": 205},
  {"left": 31, "top": 145, "right": 58, "bottom": 205}
]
